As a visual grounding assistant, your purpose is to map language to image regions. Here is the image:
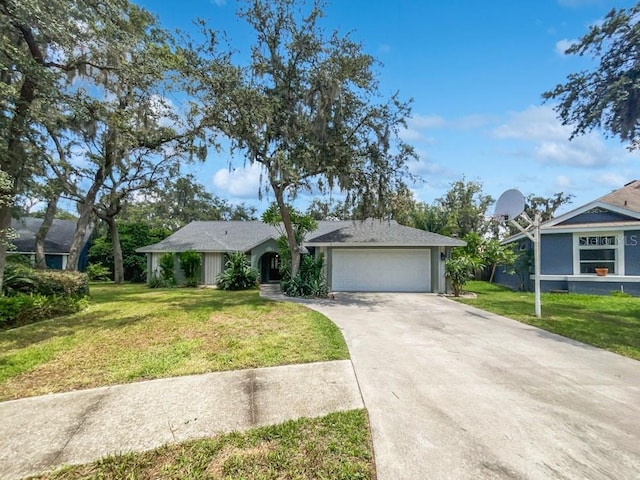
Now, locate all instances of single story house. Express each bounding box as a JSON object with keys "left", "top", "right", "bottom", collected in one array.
[
  {"left": 495, "top": 179, "right": 640, "bottom": 295},
  {"left": 10, "top": 217, "right": 91, "bottom": 270},
  {"left": 137, "top": 219, "right": 465, "bottom": 293}
]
